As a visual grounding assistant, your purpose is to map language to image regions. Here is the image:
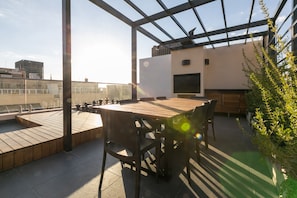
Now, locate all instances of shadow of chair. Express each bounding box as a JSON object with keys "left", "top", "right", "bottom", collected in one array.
[
  {"left": 99, "top": 109, "right": 161, "bottom": 198},
  {"left": 207, "top": 99, "right": 217, "bottom": 141}
]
